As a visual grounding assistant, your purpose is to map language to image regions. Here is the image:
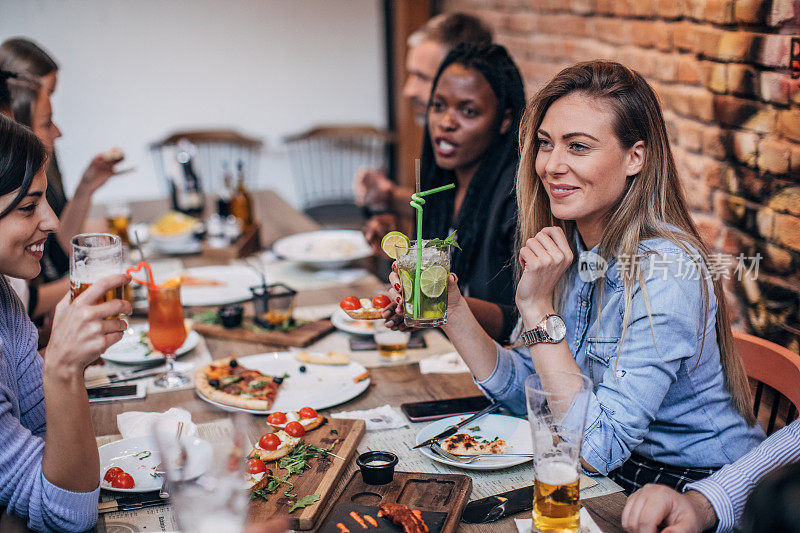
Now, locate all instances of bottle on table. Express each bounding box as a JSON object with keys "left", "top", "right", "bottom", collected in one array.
[
  {"left": 230, "top": 159, "right": 254, "bottom": 230},
  {"left": 170, "top": 140, "right": 205, "bottom": 218},
  {"left": 217, "top": 161, "right": 233, "bottom": 217}
]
